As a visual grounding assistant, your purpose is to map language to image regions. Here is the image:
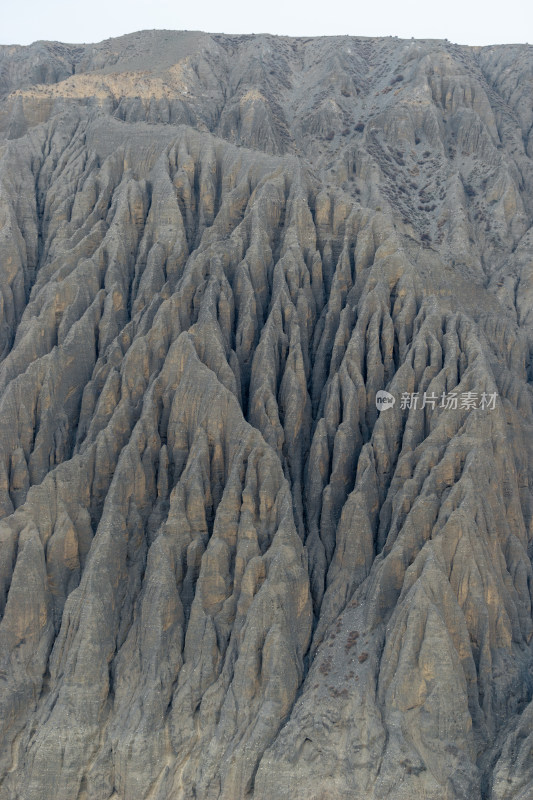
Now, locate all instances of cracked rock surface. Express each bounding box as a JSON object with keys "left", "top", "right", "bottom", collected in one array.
[{"left": 0, "top": 30, "right": 533, "bottom": 800}]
